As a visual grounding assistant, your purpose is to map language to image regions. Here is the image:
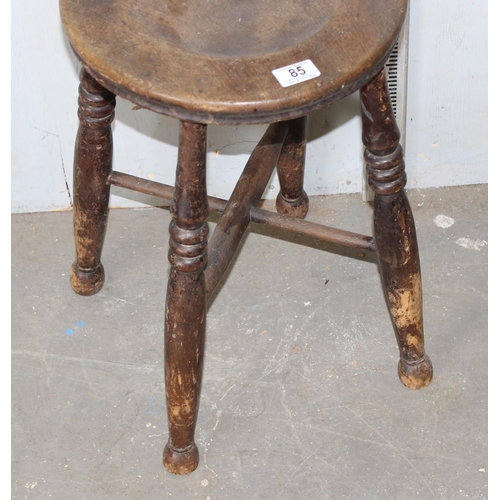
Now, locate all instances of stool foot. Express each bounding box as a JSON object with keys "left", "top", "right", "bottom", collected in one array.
[
  {"left": 398, "top": 354, "right": 433, "bottom": 390},
  {"left": 70, "top": 262, "right": 105, "bottom": 296},
  {"left": 276, "top": 190, "right": 309, "bottom": 219},
  {"left": 163, "top": 441, "right": 199, "bottom": 475}
]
